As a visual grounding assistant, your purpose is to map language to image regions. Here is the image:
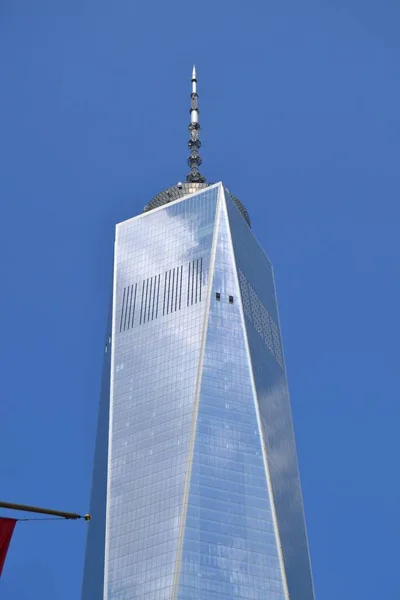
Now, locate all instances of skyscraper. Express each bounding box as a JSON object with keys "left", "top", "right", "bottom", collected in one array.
[{"left": 82, "top": 67, "right": 315, "bottom": 600}]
